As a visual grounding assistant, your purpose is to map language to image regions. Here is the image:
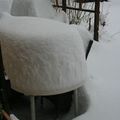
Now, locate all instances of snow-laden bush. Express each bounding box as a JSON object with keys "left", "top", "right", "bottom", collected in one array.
[{"left": 52, "top": 0, "right": 108, "bottom": 35}]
